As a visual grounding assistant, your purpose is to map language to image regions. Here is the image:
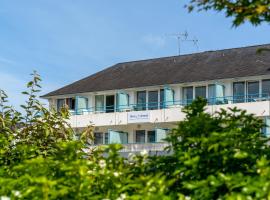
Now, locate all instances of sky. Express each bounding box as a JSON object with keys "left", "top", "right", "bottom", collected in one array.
[{"left": 0, "top": 0, "right": 270, "bottom": 110}]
